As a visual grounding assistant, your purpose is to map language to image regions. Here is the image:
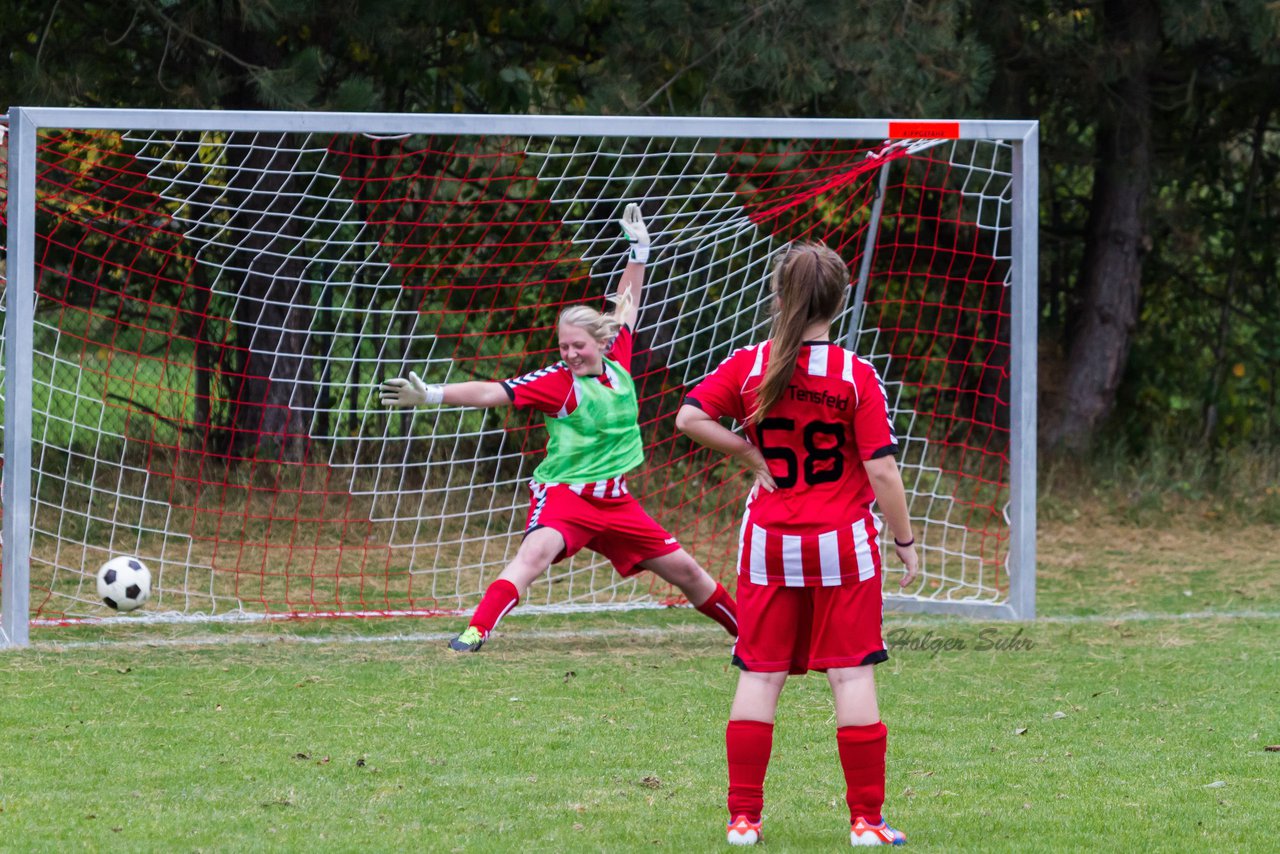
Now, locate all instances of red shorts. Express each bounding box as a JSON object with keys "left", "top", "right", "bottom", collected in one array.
[
  {"left": 525, "top": 480, "right": 681, "bottom": 576},
  {"left": 732, "top": 575, "right": 887, "bottom": 674}
]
